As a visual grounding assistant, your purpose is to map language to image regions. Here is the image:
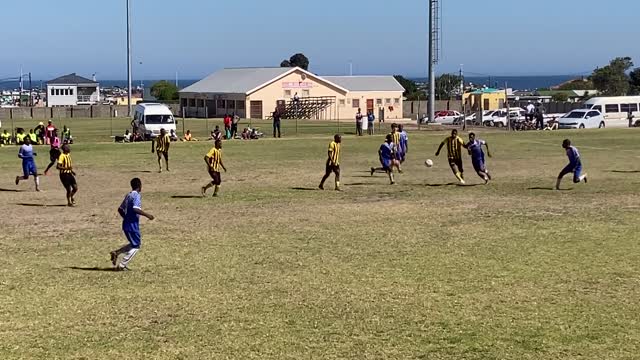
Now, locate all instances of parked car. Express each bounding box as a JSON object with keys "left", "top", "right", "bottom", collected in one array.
[
  {"left": 482, "top": 108, "right": 526, "bottom": 127},
  {"left": 429, "top": 110, "right": 463, "bottom": 125},
  {"left": 558, "top": 109, "right": 605, "bottom": 129}
]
